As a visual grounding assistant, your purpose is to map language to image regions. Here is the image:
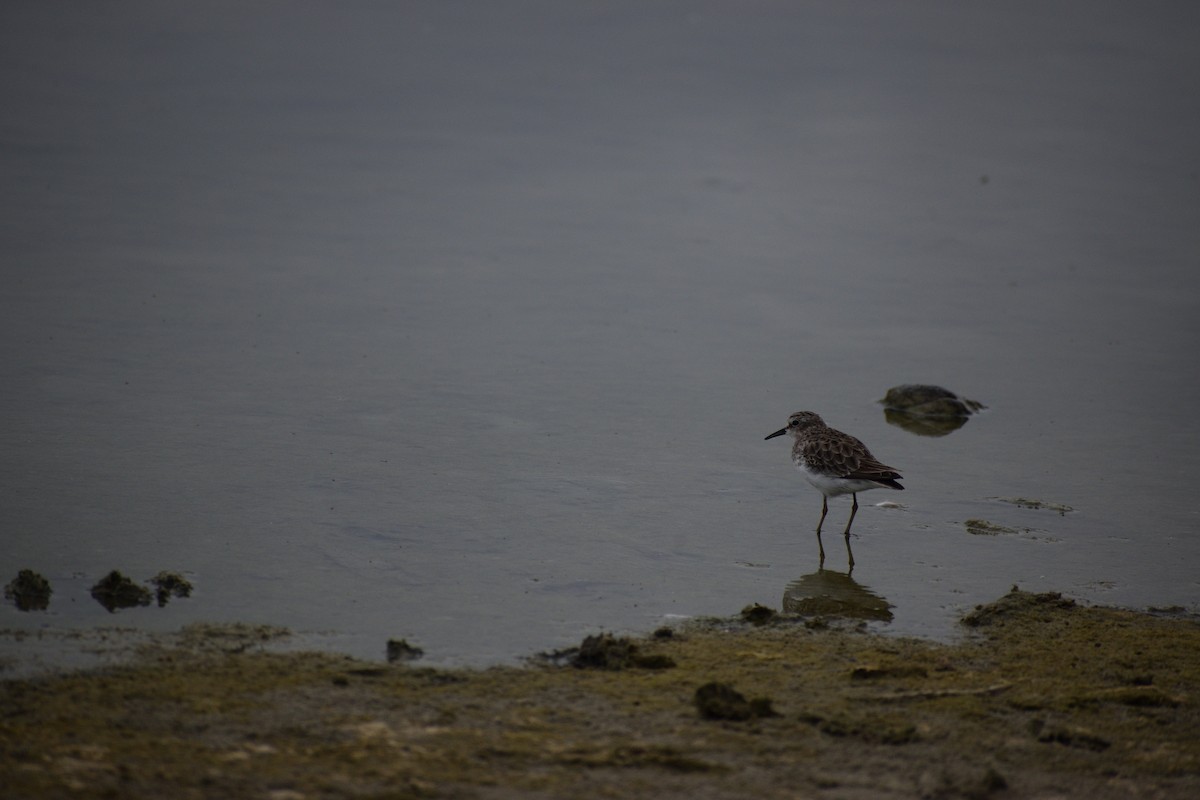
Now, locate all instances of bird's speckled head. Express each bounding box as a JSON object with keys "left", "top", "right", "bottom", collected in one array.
[{"left": 764, "top": 411, "right": 826, "bottom": 440}]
